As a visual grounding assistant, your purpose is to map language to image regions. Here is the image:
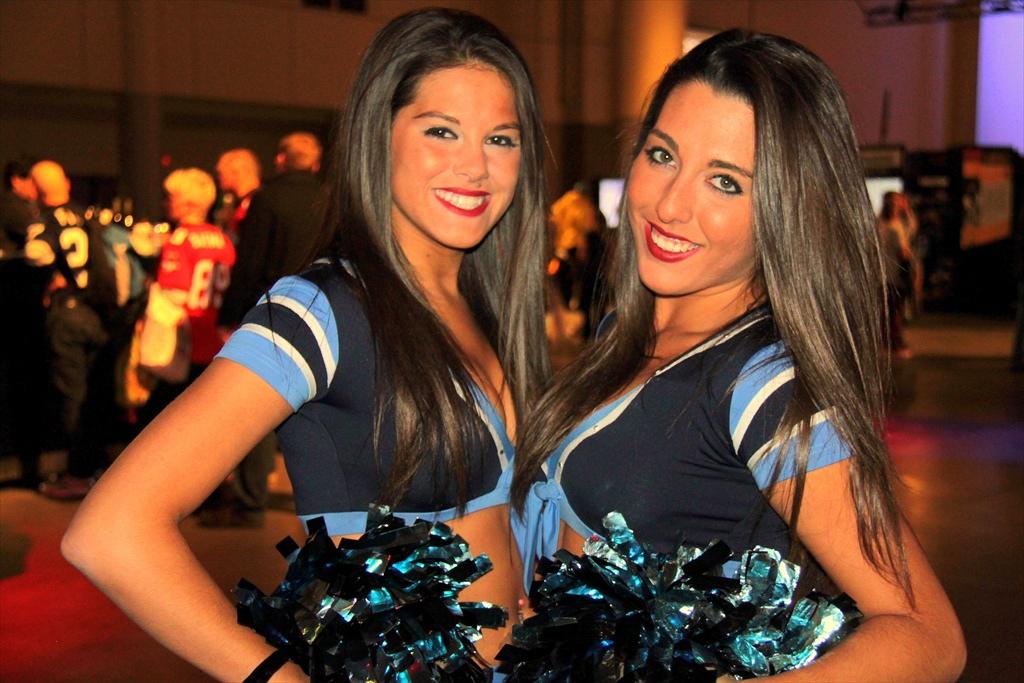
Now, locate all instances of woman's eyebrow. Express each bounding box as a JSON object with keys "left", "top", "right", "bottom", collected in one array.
[
  {"left": 412, "top": 112, "right": 520, "bottom": 133},
  {"left": 709, "top": 159, "right": 753, "bottom": 178},
  {"left": 413, "top": 111, "right": 459, "bottom": 124},
  {"left": 650, "top": 128, "right": 678, "bottom": 153},
  {"left": 650, "top": 129, "right": 752, "bottom": 177}
]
